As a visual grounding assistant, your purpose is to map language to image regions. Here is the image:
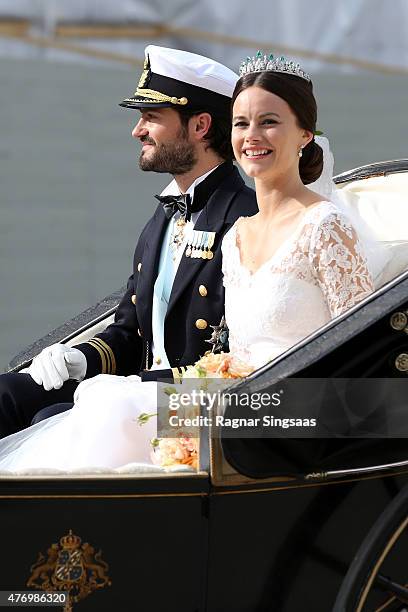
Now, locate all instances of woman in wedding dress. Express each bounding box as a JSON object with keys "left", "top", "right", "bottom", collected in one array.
[
  {"left": 223, "top": 61, "right": 374, "bottom": 369},
  {"left": 0, "top": 54, "right": 376, "bottom": 473}
]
